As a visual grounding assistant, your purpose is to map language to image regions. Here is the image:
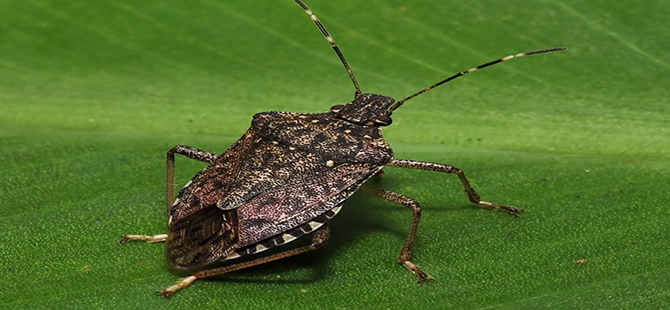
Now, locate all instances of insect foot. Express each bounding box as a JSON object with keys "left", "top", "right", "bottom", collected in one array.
[
  {"left": 158, "top": 275, "right": 197, "bottom": 298},
  {"left": 121, "top": 0, "right": 564, "bottom": 296},
  {"left": 404, "top": 261, "right": 435, "bottom": 284}
]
